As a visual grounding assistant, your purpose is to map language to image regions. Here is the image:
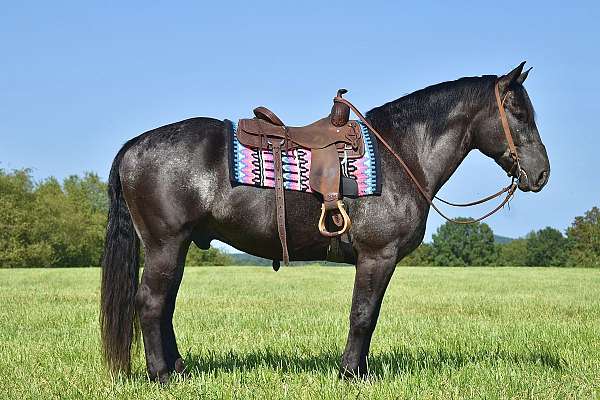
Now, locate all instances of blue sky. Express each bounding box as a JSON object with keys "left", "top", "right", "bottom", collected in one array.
[{"left": 1, "top": 1, "right": 598, "bottom": 248}]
